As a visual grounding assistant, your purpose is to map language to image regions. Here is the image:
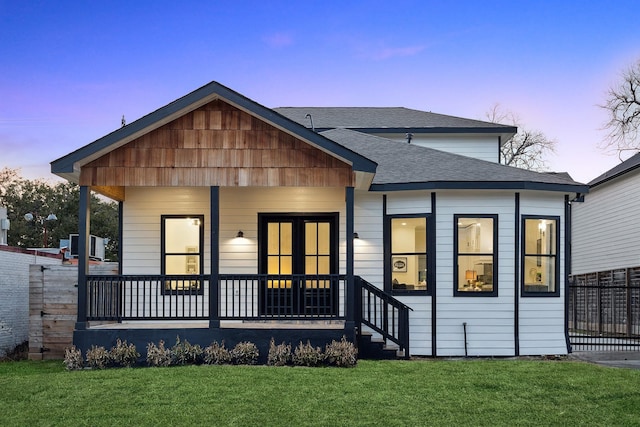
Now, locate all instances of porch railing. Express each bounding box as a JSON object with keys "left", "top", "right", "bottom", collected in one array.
[
  {"left": 85, "top": 274, "right": 346, "bottom": 322},
  {"left": 356, "top": 277, "right": 412, "bottom": 358}
]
